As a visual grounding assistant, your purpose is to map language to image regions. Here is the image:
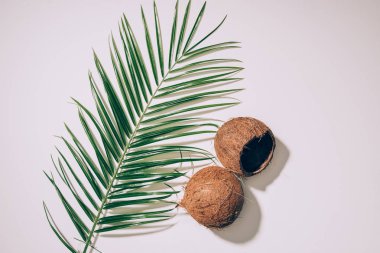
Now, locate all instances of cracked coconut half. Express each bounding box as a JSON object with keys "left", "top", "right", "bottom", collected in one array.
[{"left": 214, "top": 117, "right": 276, "bottom": 176}]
